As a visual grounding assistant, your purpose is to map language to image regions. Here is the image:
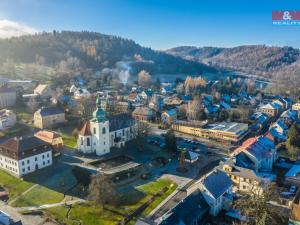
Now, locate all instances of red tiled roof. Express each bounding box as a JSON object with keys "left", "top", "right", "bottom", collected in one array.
[
  {"left": 265, "top": 132, "right": 275, "bottom": 142},
  {"left": 79, "top": 121, "right": 91, "bottom": 136}
]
